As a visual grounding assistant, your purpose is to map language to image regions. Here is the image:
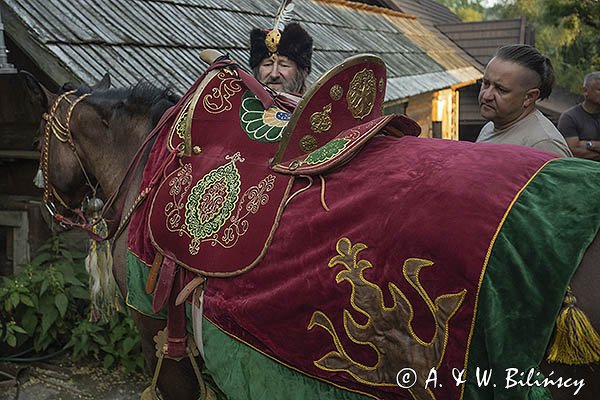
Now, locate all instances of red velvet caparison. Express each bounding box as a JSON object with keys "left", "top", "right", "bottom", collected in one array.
[{"left": 130, "top": 122, "right": 556, "bottom": 398}]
